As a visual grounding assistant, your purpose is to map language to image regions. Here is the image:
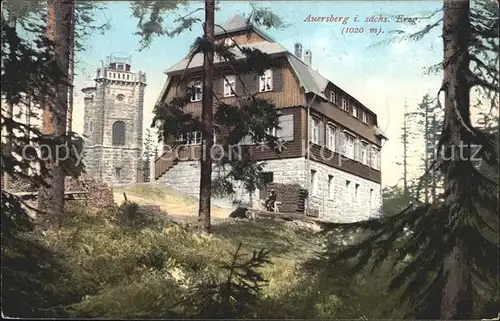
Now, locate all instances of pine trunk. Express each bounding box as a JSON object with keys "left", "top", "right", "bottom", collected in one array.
[
  {"left": 38, "top": 0, "right": 73, "bottom": 217},
  {"left": 424, "top": 103, "right": 429, "bottom": 203},
  {"left": 403, "top": 102, "right": 408, "bottom": 197},
  {"left": 197, "top": 0, "right": 215, "bottom": 234},
  {"left": 440, "top": 0, "right": 473, "bottom": 318},
  {"left": 3, "top": 17, "right": 16, "bottom": 190}
]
